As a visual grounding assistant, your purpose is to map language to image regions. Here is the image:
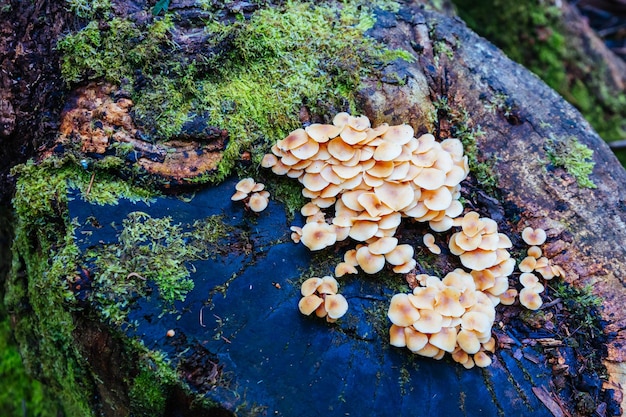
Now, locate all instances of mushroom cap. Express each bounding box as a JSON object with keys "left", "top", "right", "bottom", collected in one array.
[
  {"left": 373, "top": 140, "right": 403, "bottom": 161},
  {"left": 348, "top": 115, "right": 371, "bottom": 131},
  {"left": 372, "top": 181, "right": 414, "bottom": 213},
  {"left": 302, "top": 172, "right": 330, "bottom": 192},
  {"left": 317, "top": 275, "right": 339, "bottom": 295},
  {"left": 325, "top": 293, "right": 349, "bottom": 319},
  {"left": 231, "top": 190, "right": 249, "bottom": 201},
  {"left": 385, "top": 244, "right": 414, "bottom": 266},
  {"left": 248, "top": 192, "right": 269, "bottom": 212},
  {"left": 455, "top": 231, "right": 483, "bottom": 252},
  {"left": 279, "top": 128, "right": 309, "bottom": 150},
  {"left": 429, "top": 326, "right": 458, "bottom": 352},
  {"left": 332, "top": 112, "right": 351, "bottom": 128},
  {"left": 521, "top": 227, "right": 547, "bottom": 246},
  {"left": 327, "top": 137, "right": 357, "bottom": 161},
  {"left": 413, "top": 168, "right": 447, "bottom": 190},
  {"left": 301, "top": 277, "right": 323, "bottom": 296},
  {"left": 381, "top": 124, "right": 414, "bottom": 145},
  {"left": 460, "top": 249, "right": 498, "bottom": 271},
  {"left": 388, "top": 293, "right": 421, "bottom": 327},
  {"left": 356, "top": 245, "right": 386, "bottom": 274},
  {"left": 461, "top": 311, "right": 492, "bottom": 334},
  {"left": 429, "top": 216, "right": 454, "bottom": 233},
  {"left": 235, "top": 177, "right": 256, "bottom": 194},
  {"left": 499, "top": 288, "right": 518, "bottom": 305},
  {"left": 409, "top": 286, "right": 439, "bottom": 310},
  {"left": 527, "top": 245, "right": 542, "bottom": 258},
  {"left": 368, "top": 236, "right": 399, "bottom": 255},
  {"left": 404, "top": 326, "right": 429, "bottom": 352},
  {"left": 367, "top": 160, "right": 395, "bottom": 178},
  {"left": 349, "top": 220, "right": 379, "bottom": 242},
  {"left": 519, "top": 272, "right": 540, "bottom": 288},
  {"left": 298, "top": 294, "right": 324, "bottom": 315},
  {"left": 434, "top": 286, "right": 466, "bottom": 317},
  {"left": 414, "top": 342, "right": 442, "bottom": 358},
  {"left": 473, "top": 351, "right": 492, "bottom": 368},
  {"left": 335, "top": 262, "right": 358, "bottom": 277},
  {"left": 422, "top": 187, "right": 453, "bottom": 211},
  {"left": 291, "top": 137, "right": 320, "bottom": 160},
  {"left": 393, "top": 258, "right": 417, "bottom": 274},
  {"left": 519, "top": 287, "right": 543, "bottom": 310},
  {"left": 412, "top": 309, "right": 444, "bottom": 334},
  {"left": 461, "top": 211, "right": 484, "bottom": 237},
  {"left": 300, "top": 222, "right": 337, "bottom": 251},
  {"left": 389, "top": 324, "right": 407, "bottom": 347},
  {"left": 457, "top": 329, "right": 481, "bottom": 354},
  {"left": 305, "top": 123, "right": 341, "bottom": 143},
  {"left": 261, "top": 153, "right": 278, "bottom": 168}
]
